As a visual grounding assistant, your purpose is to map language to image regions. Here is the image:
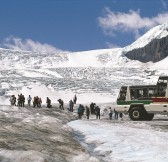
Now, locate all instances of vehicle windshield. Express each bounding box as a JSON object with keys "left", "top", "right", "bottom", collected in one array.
[{"left": 155, "top": 77, "right": 168, "bottom": 97}]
